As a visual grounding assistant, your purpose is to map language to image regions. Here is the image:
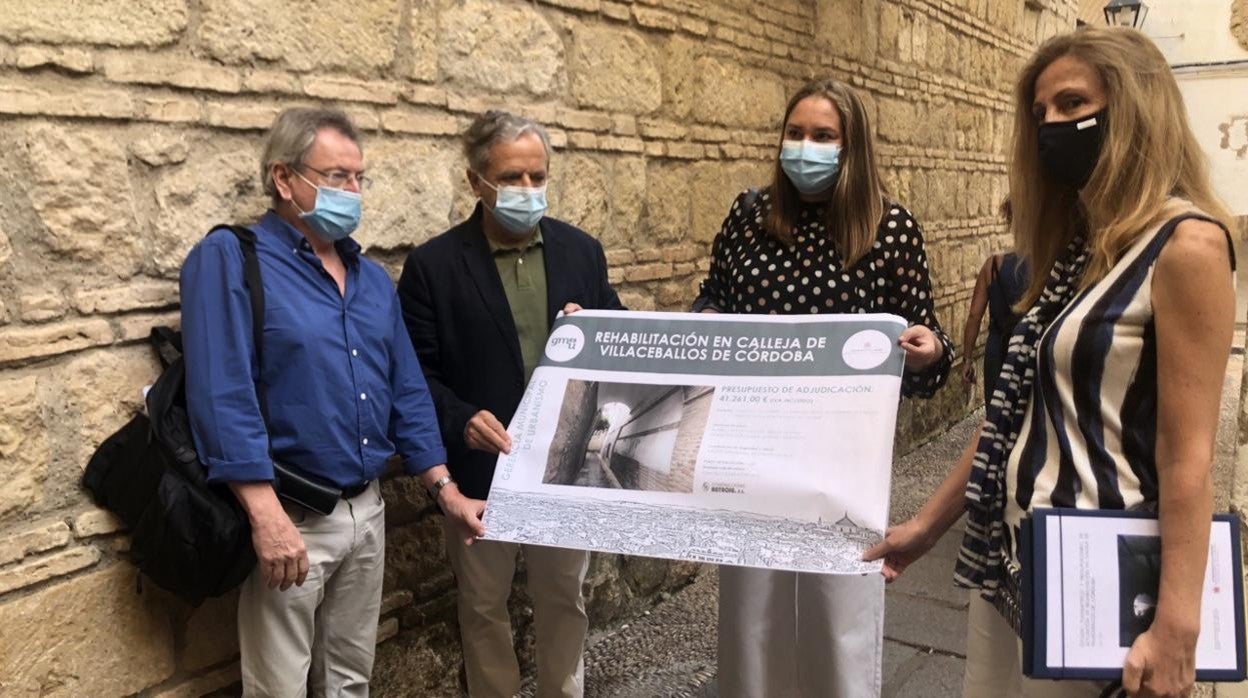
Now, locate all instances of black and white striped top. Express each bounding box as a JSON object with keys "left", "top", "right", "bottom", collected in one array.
[{"left": 1000, "top": 207, "right": 1234, "bottom": 574}]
